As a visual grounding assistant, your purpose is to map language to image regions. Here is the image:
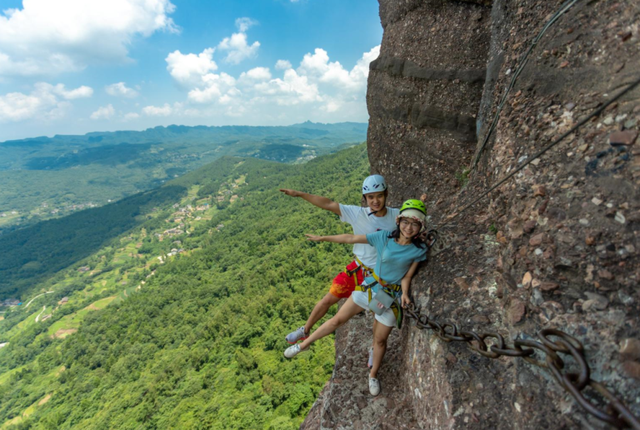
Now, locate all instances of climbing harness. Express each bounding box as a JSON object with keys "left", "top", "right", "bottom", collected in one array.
[
  {"left": 356, "top": 275, "right": 404, "bottom": 329},
  {"left": 345, "top": 256, "right": 372, "bottom": 285},
  {"left": 353, "top": 271, "right": 401, "bottom": 295},
  {"left": 355, "top": 262, "right": 403, "bottom": 327},
  {"left": 354, "top": 237, "right": 410, "bottom": 329},
  {"left": 368, "top": 270, "right": 402, "bottom": 293},
  {"left": 403, "top": 304, "right": 640, "bottom": 429}
]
